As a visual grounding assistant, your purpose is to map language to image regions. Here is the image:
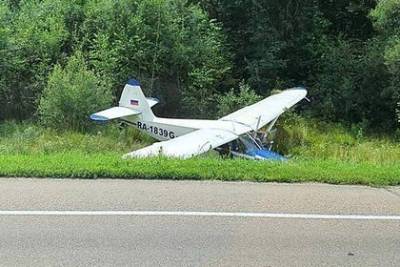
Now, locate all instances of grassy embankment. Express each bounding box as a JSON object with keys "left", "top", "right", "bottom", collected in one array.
[{"left": 0, "top": 120, "right": 399, "bottom": 186}]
